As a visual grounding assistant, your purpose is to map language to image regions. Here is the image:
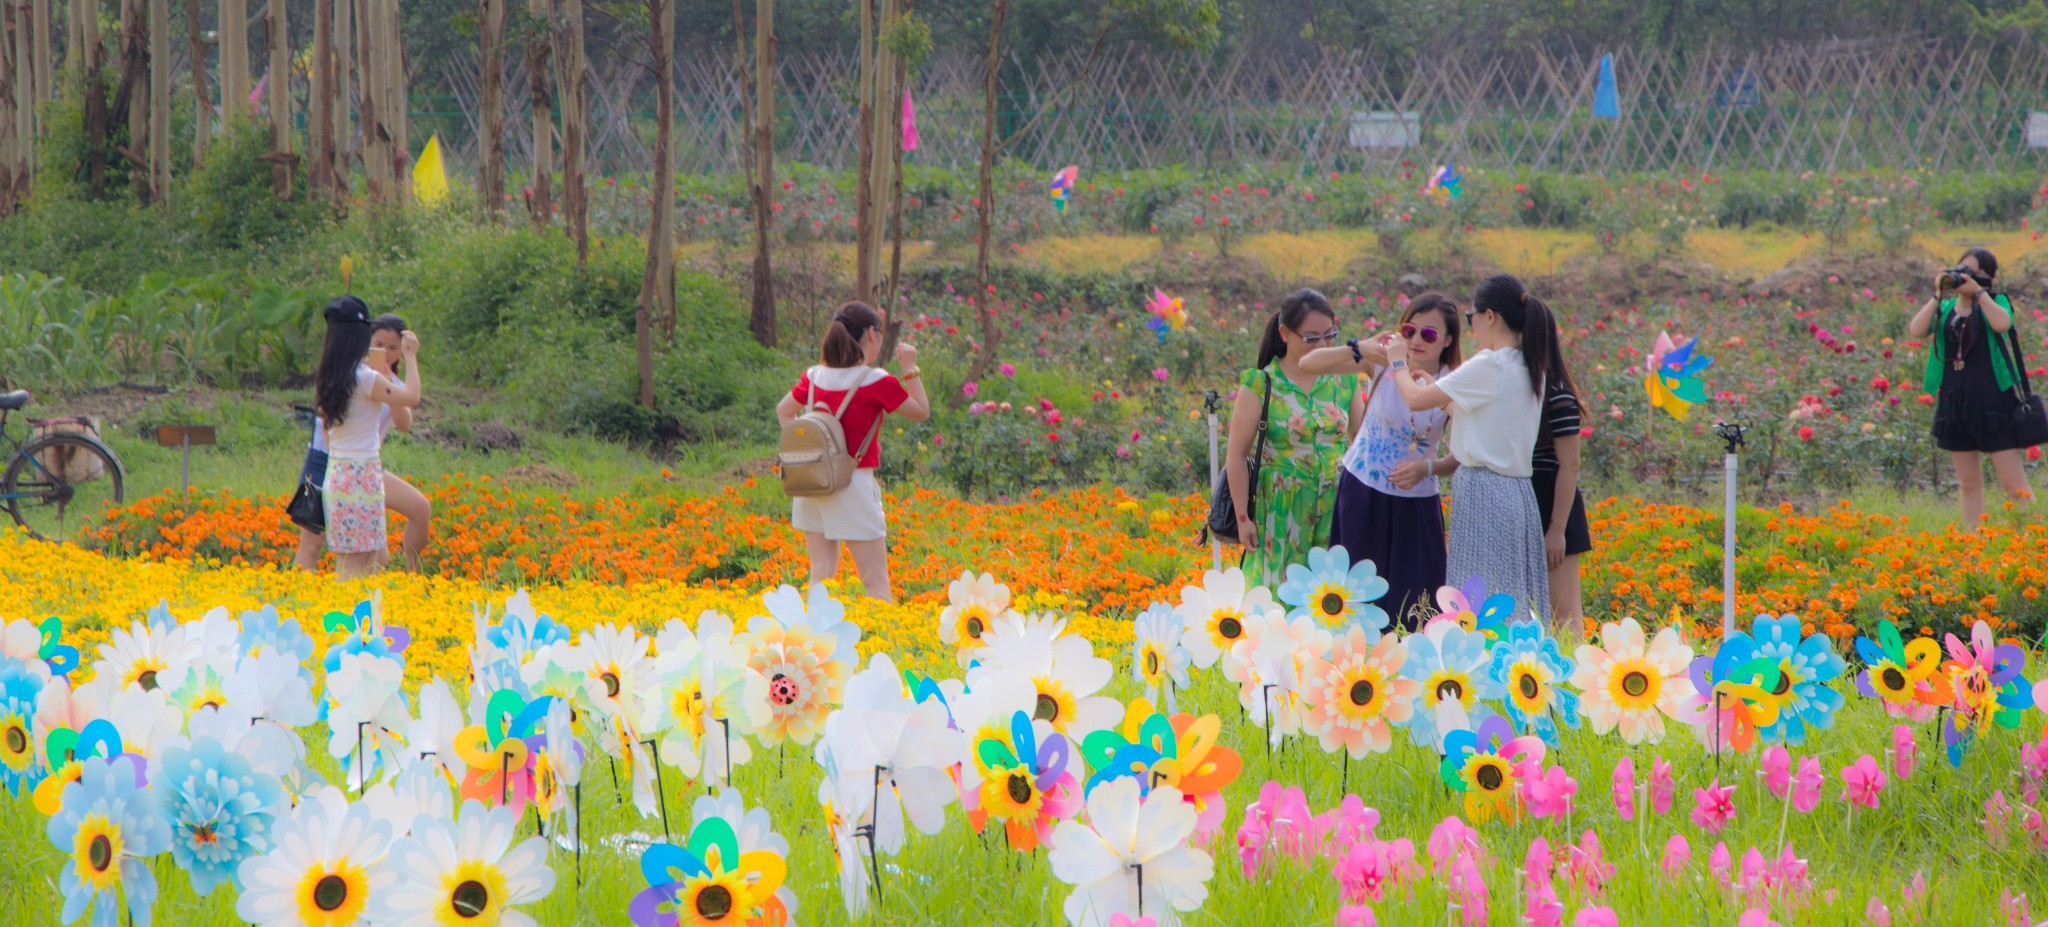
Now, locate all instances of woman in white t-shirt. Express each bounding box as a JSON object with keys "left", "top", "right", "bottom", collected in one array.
[
  {"left": 1383, "top": 274, "right": 1559, "bottom": 624},
  {"left": 775, "top": 301, "right": 930, "bottom": 602},
  {"left": 312, "top": 296, "right": 424, "bottom": 581},
  {"left": 294, "top": 314, "right": 434, "bottom": 573}
]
